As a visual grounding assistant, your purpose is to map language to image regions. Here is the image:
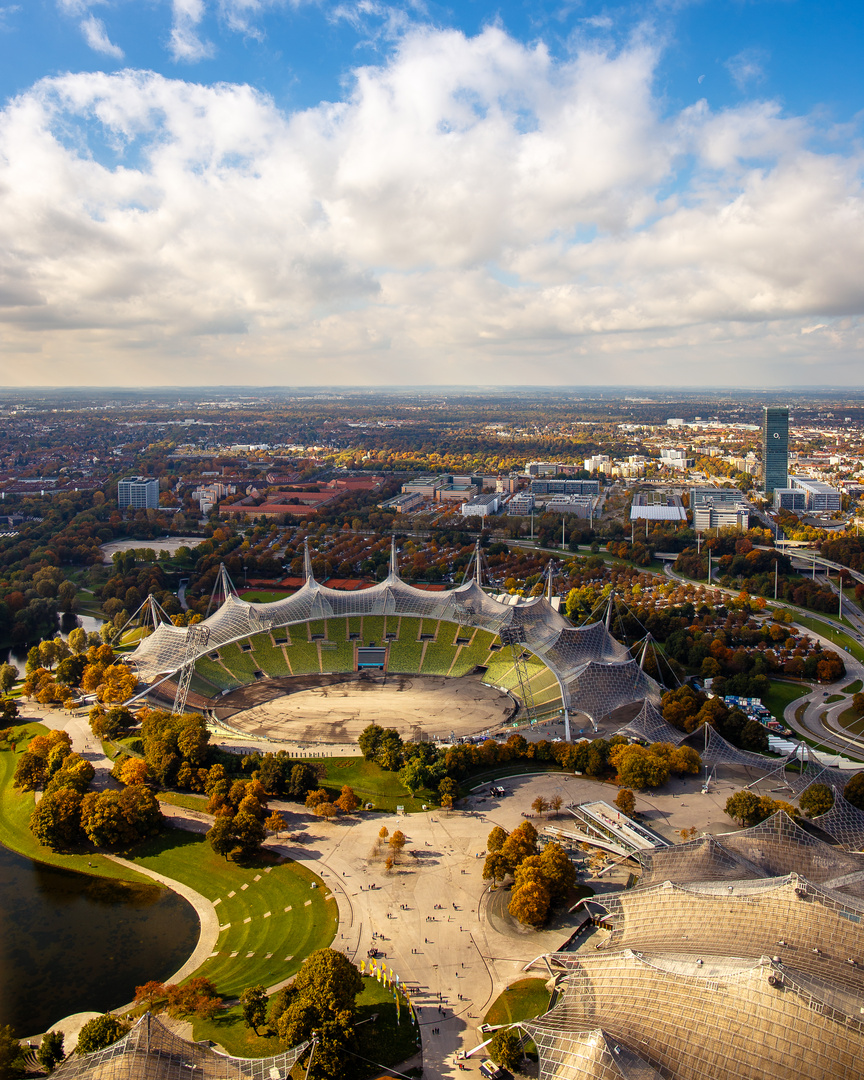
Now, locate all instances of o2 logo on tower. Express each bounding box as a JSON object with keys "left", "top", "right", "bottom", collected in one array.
[{"left": 773, "top": 432, "right": 780, "bottom": 439}]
